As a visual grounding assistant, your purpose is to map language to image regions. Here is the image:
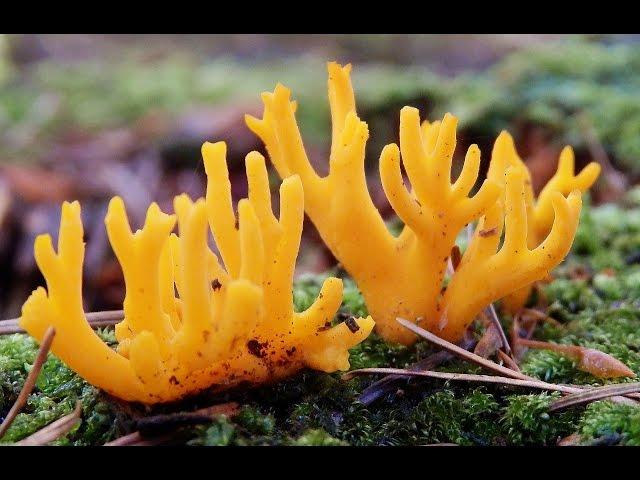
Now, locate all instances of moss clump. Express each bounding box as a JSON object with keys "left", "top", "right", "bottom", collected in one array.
[
  {"left": 0, "top": 394, "right": 75, "bottom": 443},
  {"left": 347, "top": 334, "right": 414, "bottom": 370},
  {"left": 579, "top": 401, "right": 640, "bottom": 445},
  {"left": 187, "top": 417, "right": 236, "bottom": 446},
  {"left": 0, "top": 334, "right": 38, "bottom": 412},
  {"left": 568, "top": 193, "right": 640, "bottom": 272},
  {"left": 287, "top": 429, "right": 348, "bottom": 446},
  {"left": 520, "top": 351, "right": 580, "bottom": 384},
  {"left": 501, "top": 393, "right": 579, "bottom": 445},
  {"left": 0, "top": 329, "right": 131, "bottom": 445}
]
